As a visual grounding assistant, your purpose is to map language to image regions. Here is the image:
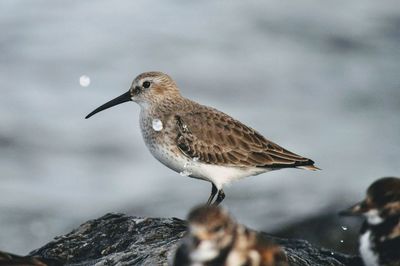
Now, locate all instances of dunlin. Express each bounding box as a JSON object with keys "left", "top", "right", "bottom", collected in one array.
[
  {"left": 86, "top": 72, "right": 318, "bottom": 205},
  {"left": 173, "top": 205, "right": 288, "bottom": 266},
  {"left": 340, "top": 177, "right": 400, "bottom": 266}
]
